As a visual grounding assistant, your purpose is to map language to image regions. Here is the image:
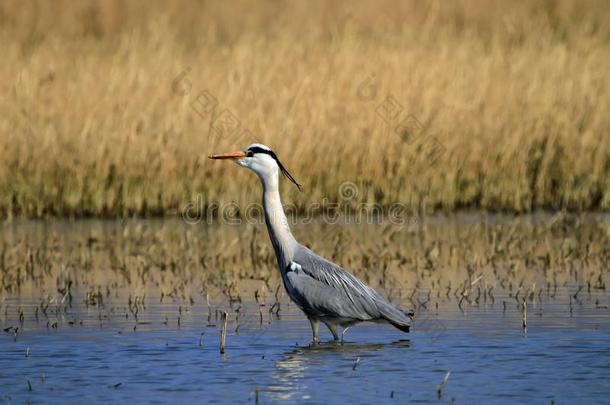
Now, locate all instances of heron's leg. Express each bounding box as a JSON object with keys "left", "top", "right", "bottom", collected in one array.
[
  {"left": 308, "top": 317, "right": 320, "bottom": 345},
  {"left": 340, "top": 327, "right": 351, "bottom": 344},
  {"left": 322, "top": 321, "right": 339, "bottom": 341}
]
